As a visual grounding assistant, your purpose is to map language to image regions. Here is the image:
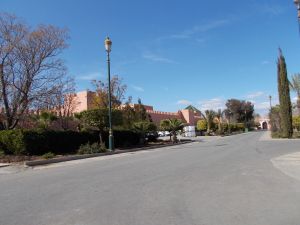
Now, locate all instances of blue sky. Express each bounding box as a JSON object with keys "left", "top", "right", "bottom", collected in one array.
[{"left": 1, "top": 0, "right": 300, "bottom": 116}]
